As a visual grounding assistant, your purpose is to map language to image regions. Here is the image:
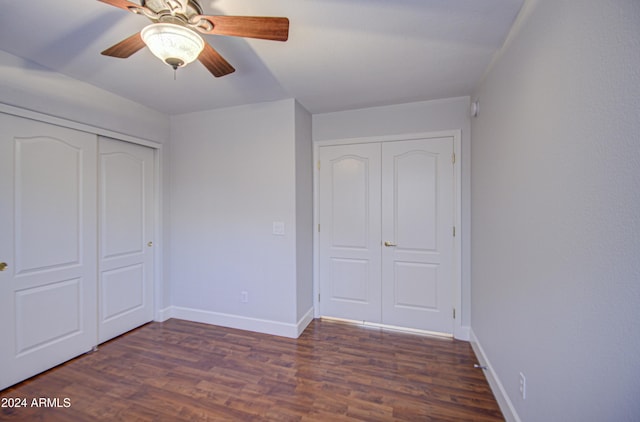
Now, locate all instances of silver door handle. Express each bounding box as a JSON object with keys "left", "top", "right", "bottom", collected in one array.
[{"left": 384, "top": 241, "right": 397, "bottom": 247}]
